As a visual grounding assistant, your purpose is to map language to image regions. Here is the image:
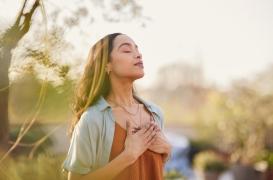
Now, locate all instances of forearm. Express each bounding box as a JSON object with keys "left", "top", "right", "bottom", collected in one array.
[{"left": 69, "top": 151, "right": 135, "bottom": 180}]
